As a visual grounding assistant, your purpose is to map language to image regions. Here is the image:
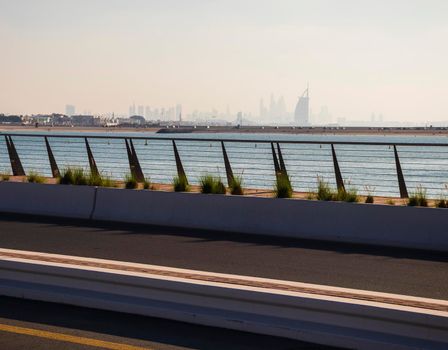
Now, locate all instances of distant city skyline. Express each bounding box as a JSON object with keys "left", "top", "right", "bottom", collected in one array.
[{"left": 1, "top": 1, "right": 447, "bottom": 123}]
